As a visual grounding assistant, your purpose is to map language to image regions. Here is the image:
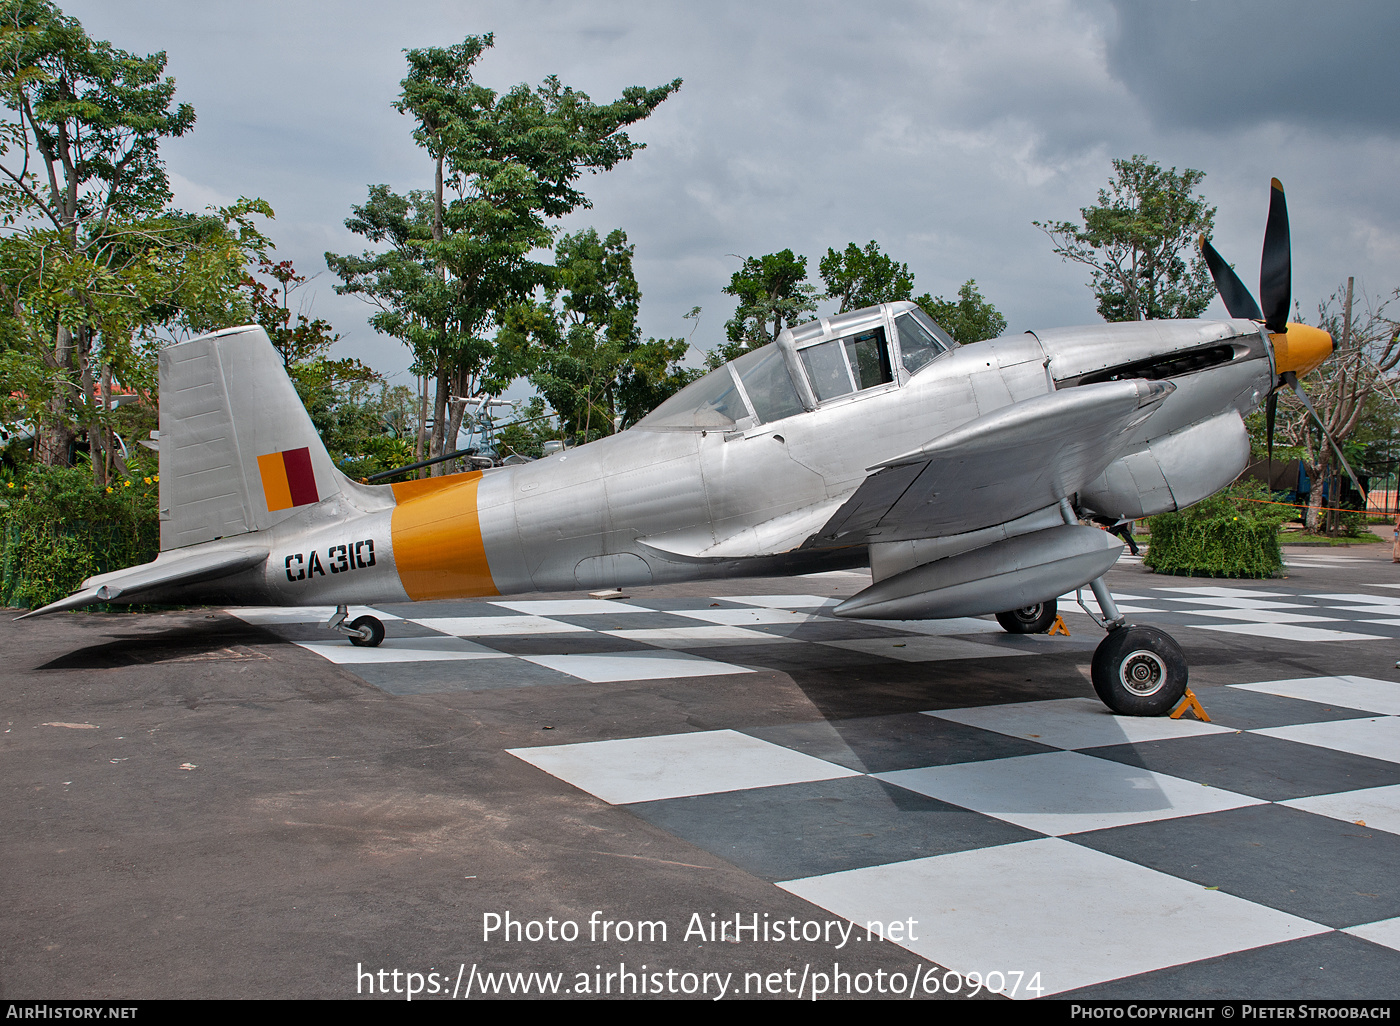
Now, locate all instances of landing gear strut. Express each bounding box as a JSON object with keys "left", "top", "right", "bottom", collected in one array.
[
  {"left": 1060, "top": 498, "right": 1188, "bottom": 716},
  {"left": 324, "top": 604, "right": 385, "bottom": 647}
]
